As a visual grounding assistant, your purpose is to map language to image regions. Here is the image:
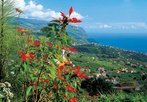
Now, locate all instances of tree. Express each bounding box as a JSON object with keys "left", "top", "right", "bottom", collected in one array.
[{"left": 0, "top": 0, "right": 15, "bottom": 81}]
